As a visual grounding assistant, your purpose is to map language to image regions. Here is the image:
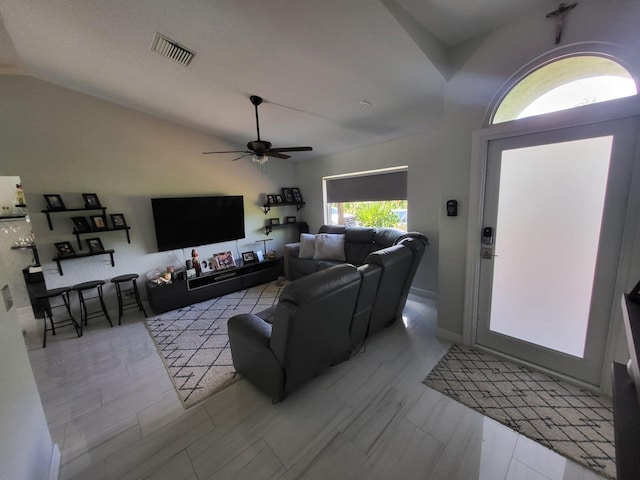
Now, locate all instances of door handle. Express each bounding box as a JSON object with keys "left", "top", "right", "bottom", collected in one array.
[{"left": 481, "top": 247, "right": 498, "bottom": 260}]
